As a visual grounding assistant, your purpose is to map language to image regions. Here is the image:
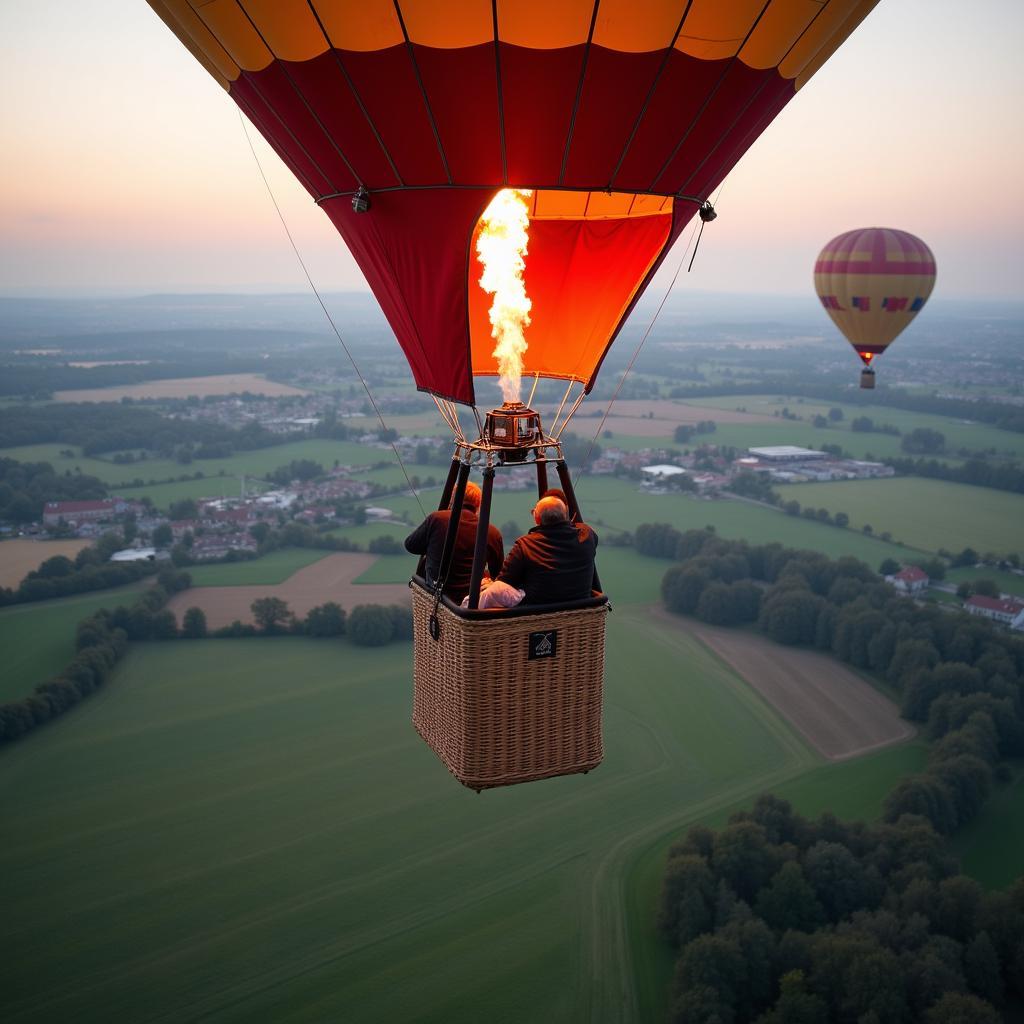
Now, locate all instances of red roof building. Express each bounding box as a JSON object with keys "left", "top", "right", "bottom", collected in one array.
[
  {"left": 888, "top": 565, "right": 929, "bottom": 594},
  {"left": 965, "top": 595, "right": 1024, "bottom": 629},
  {"left": 42, "top": 499, "right": 125, "bottom": 525}
]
